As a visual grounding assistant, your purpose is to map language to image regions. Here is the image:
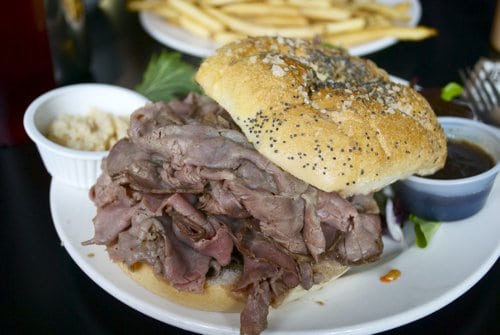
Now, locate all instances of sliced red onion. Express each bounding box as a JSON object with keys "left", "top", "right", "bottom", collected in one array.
[{"left": 385, "top": 198, "right": 404, "bottom": 242}]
